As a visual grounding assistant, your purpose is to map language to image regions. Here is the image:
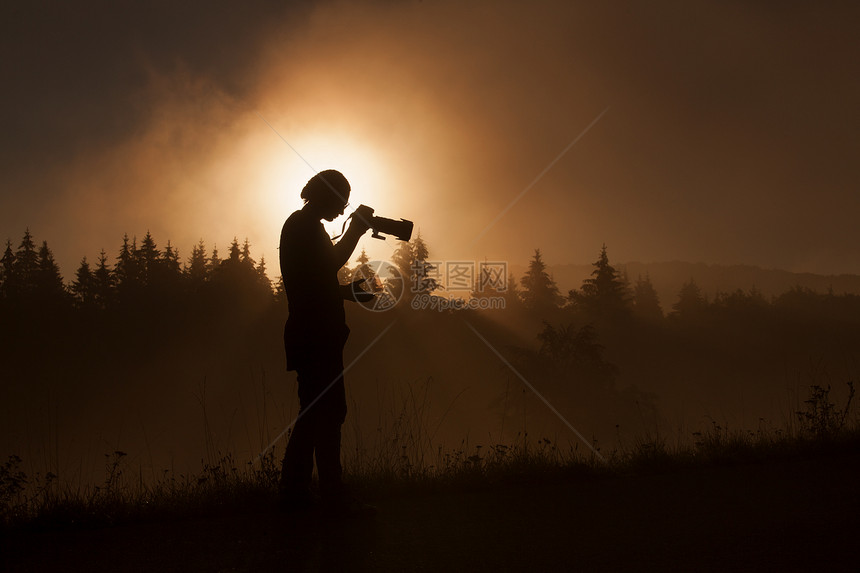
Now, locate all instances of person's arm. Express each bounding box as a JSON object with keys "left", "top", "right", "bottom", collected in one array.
[
  {"left": 340, "top": 279, "right": 376, "bottom": 303},
  {"left": 332, "top": 206, "right": 373, "bottom": 268}
]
